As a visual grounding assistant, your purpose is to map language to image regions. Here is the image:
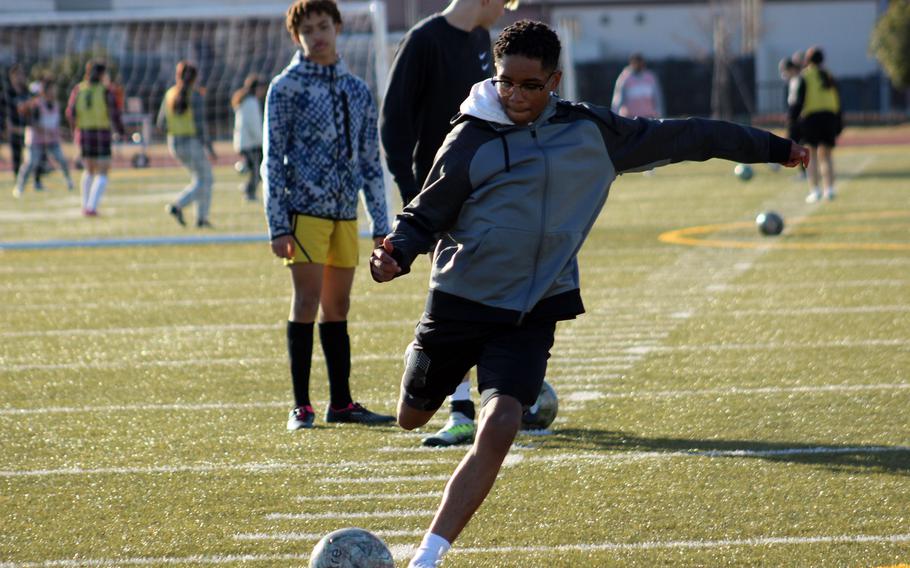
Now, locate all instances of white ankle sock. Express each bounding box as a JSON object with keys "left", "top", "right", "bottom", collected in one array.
[
  {"left": 450, "top": 380, "right": 471, "bottom": 402},
  {"left": 87, "top": 174, "right": 108, "bottom": 211},
  {"left": 408, "top": 533, "right": 450, "bottom": 568}
]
